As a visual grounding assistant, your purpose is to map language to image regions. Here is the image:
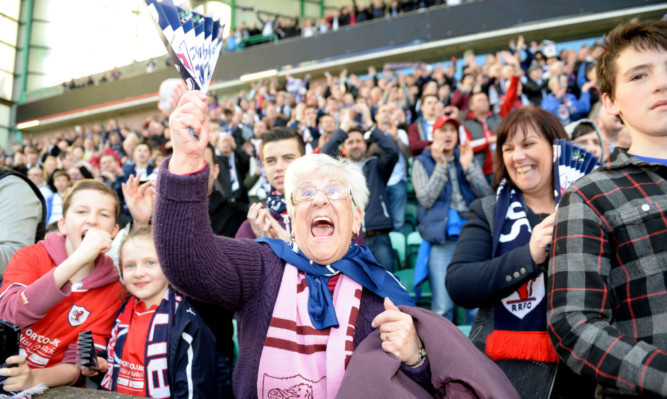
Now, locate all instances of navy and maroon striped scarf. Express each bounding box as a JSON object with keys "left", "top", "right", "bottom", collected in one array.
[{"left": 101, "top": 289, "right": 181, "bottom": 398}]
